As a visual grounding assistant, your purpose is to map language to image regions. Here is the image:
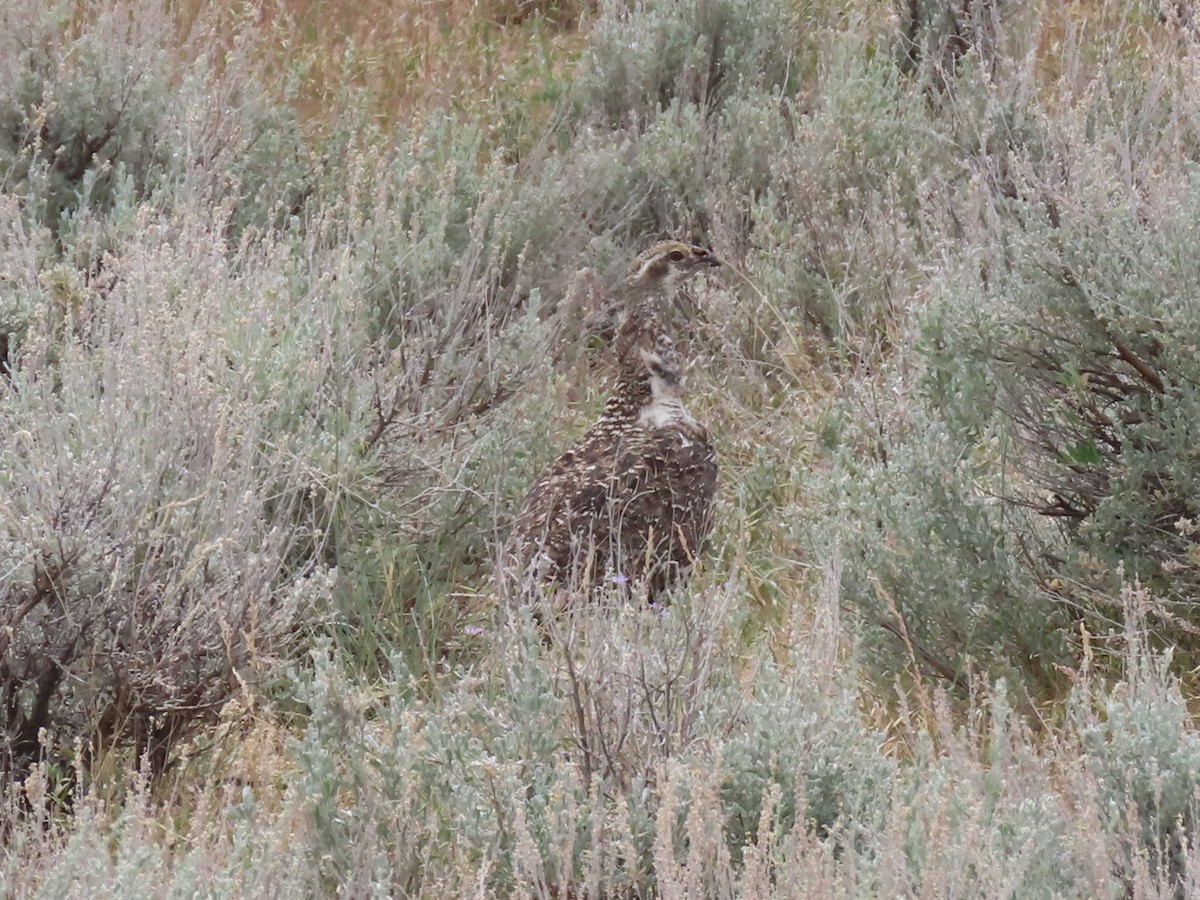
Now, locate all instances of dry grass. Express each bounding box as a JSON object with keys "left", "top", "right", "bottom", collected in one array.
[{"left": 171, "top": 0, "right": 591, "bottom": 130}]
